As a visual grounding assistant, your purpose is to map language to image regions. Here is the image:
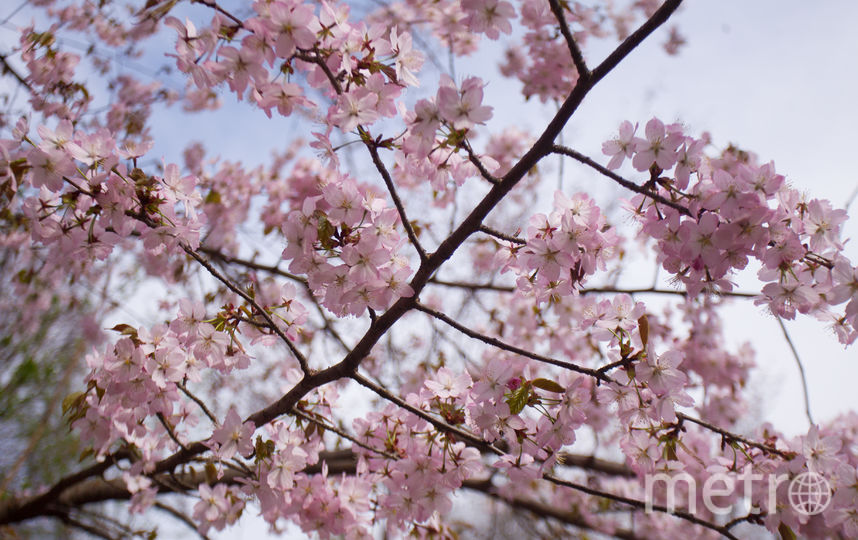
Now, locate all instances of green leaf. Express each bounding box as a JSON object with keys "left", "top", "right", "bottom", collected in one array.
[
  {"left": 506, "top": 383, "right": 531, "bottom": 415},
  {"left": 532, "top": 378, "right": 566, "bottom": 393},
  {"left": 62, "top": 391, "right": 85, "bottom": 416},
  {"left": 778, "top": 523, "right": 797, "bottom": 540},
  {"left": 13, "top": 357, "right": 38, "bottom": 384},
  {"left": 204, "top": 190, "right": 222, "bottom": 204}
]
